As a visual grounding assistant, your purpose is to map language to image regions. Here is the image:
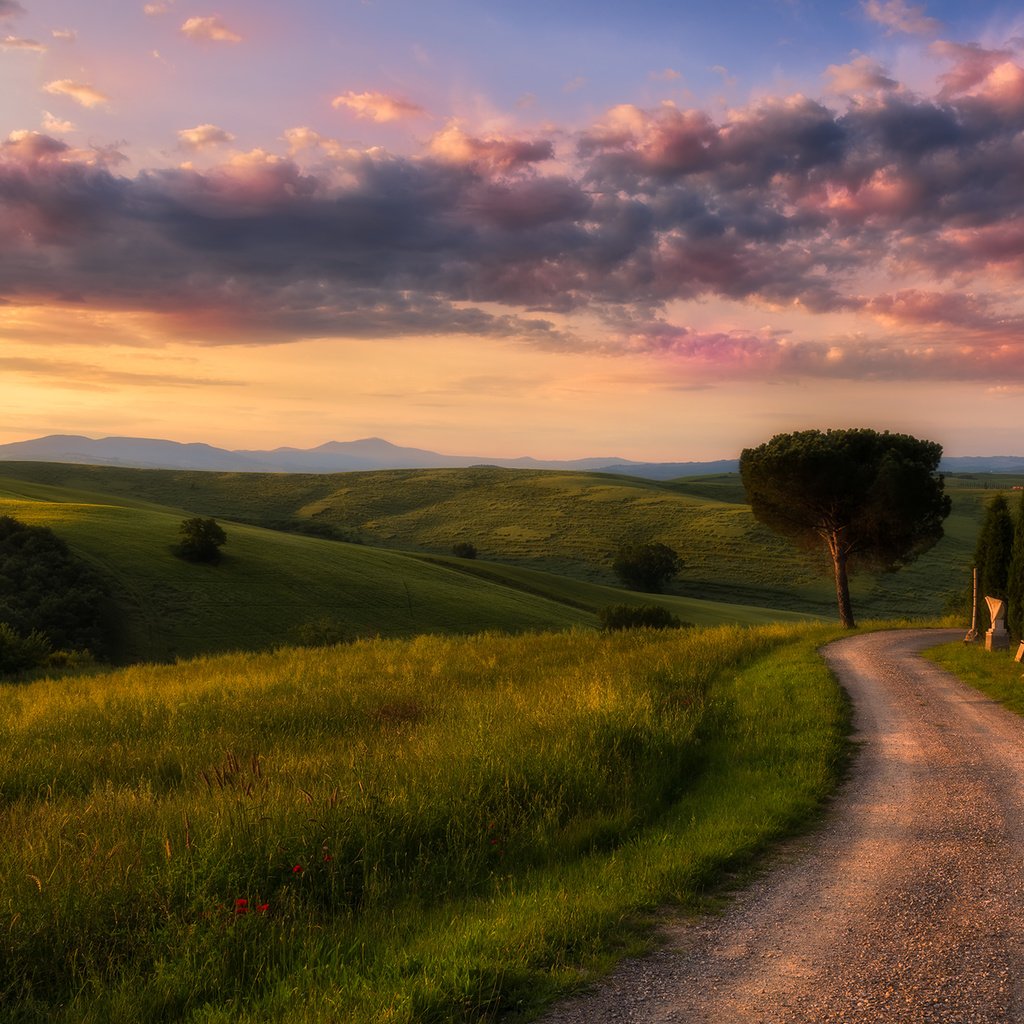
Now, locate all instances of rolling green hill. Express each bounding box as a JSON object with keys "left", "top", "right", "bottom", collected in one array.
[
  {"left": 0, "top": 473, "right": 814, "bottom": 664},
  {"left": 0, "top": 461, "right": 1000, "bottom": 623}
]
